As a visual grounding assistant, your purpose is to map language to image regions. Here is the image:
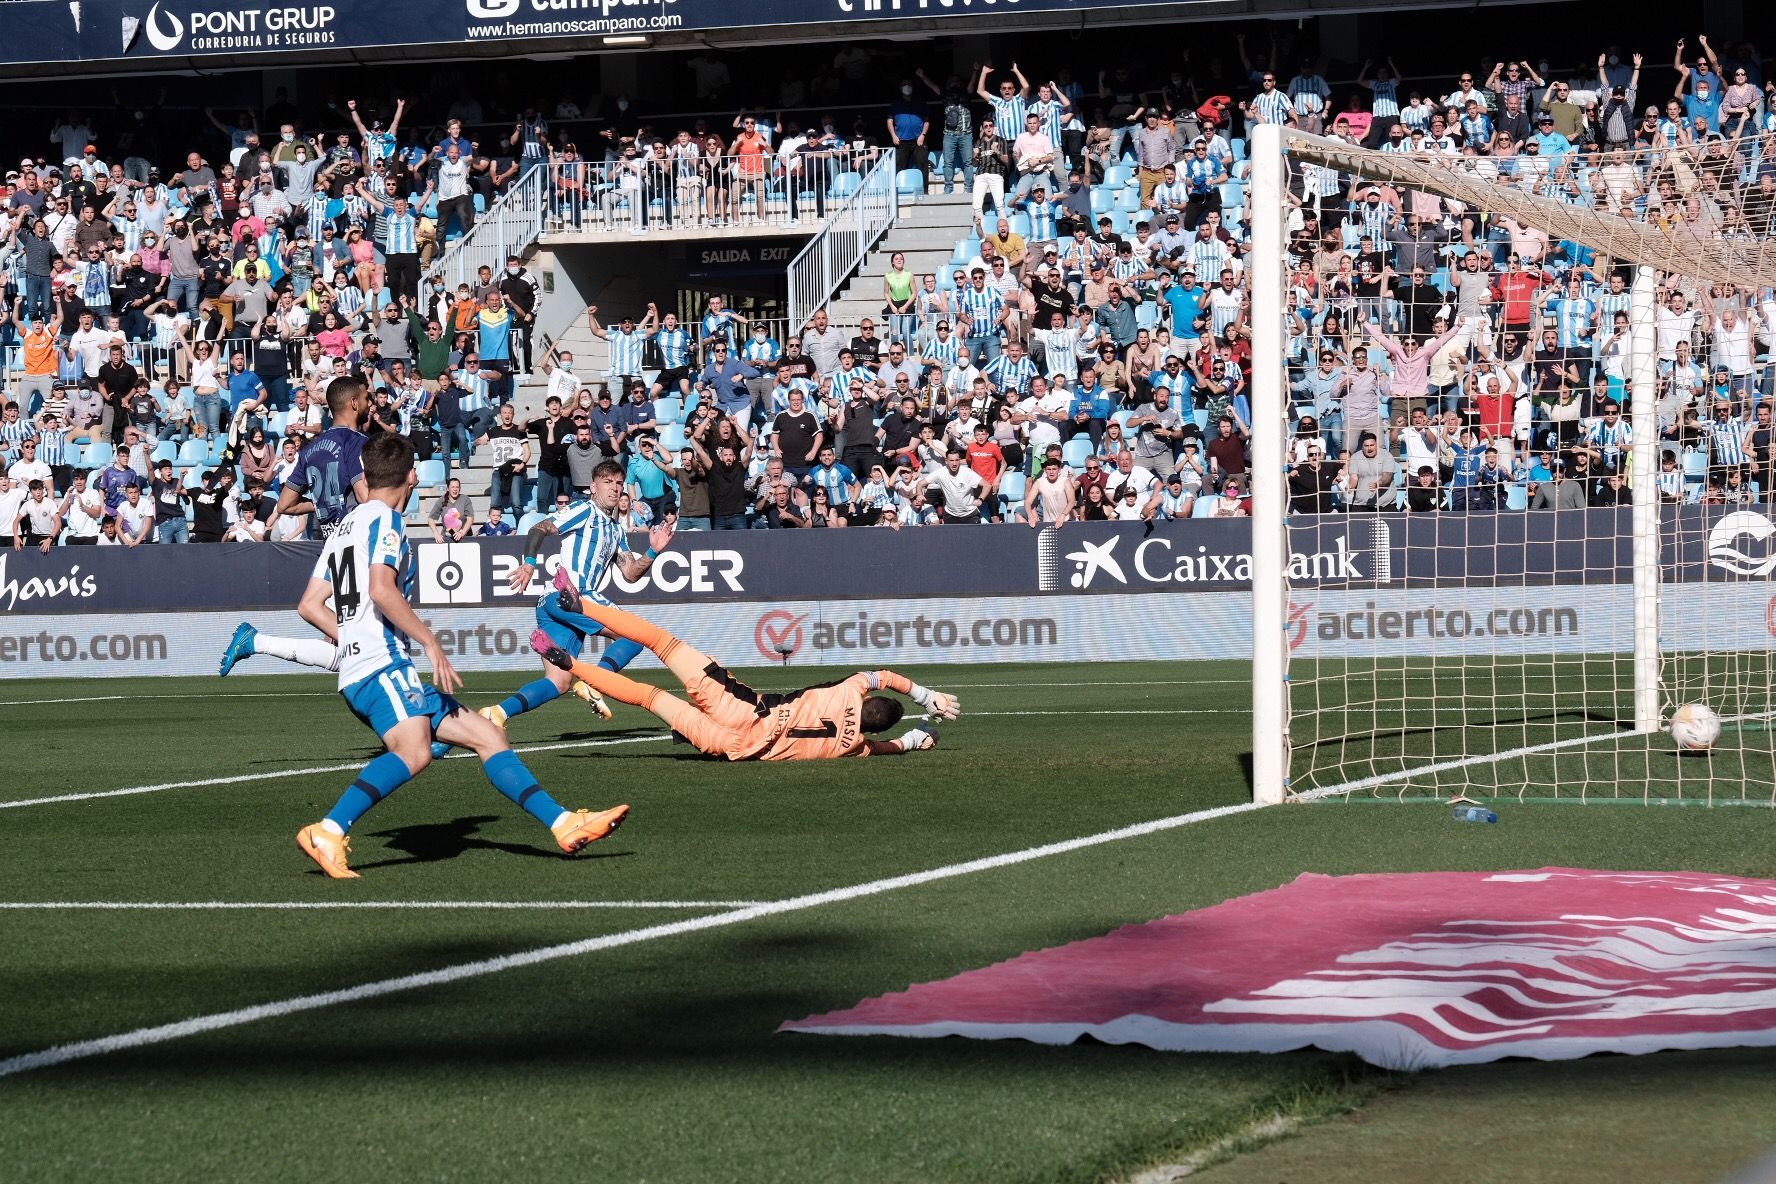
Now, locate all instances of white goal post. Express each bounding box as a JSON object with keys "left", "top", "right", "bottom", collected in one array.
[{"left": 1249, "top": 123, "right": 1776, "bottom": 805}]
